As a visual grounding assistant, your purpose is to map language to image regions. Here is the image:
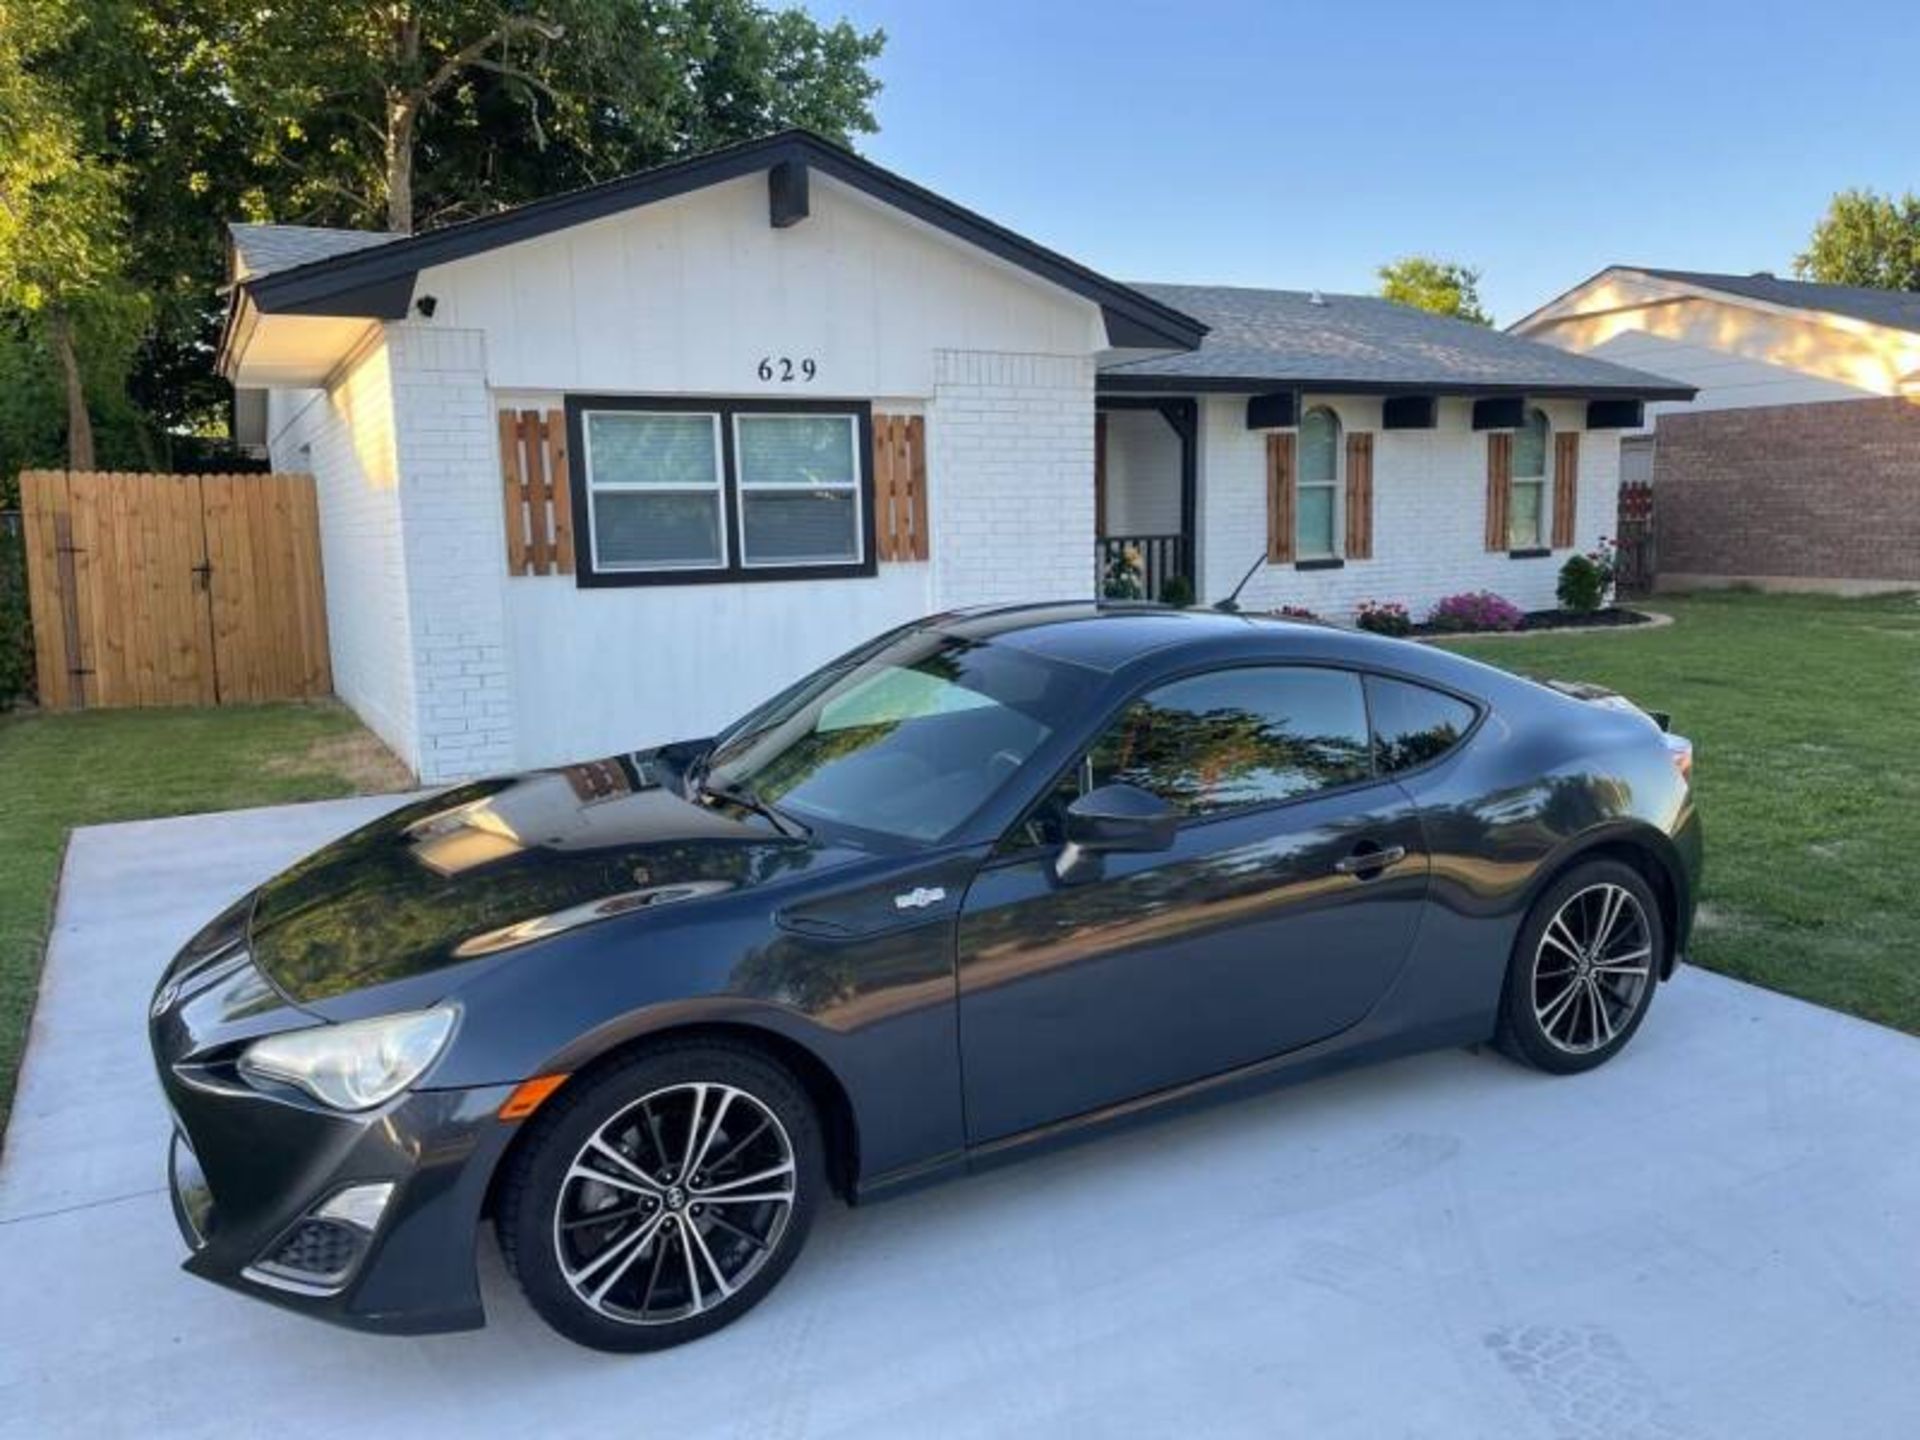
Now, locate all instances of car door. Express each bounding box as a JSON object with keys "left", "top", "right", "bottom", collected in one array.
[{"left": 955, "top": 664, "right": 1430, "bottom": 1144}]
